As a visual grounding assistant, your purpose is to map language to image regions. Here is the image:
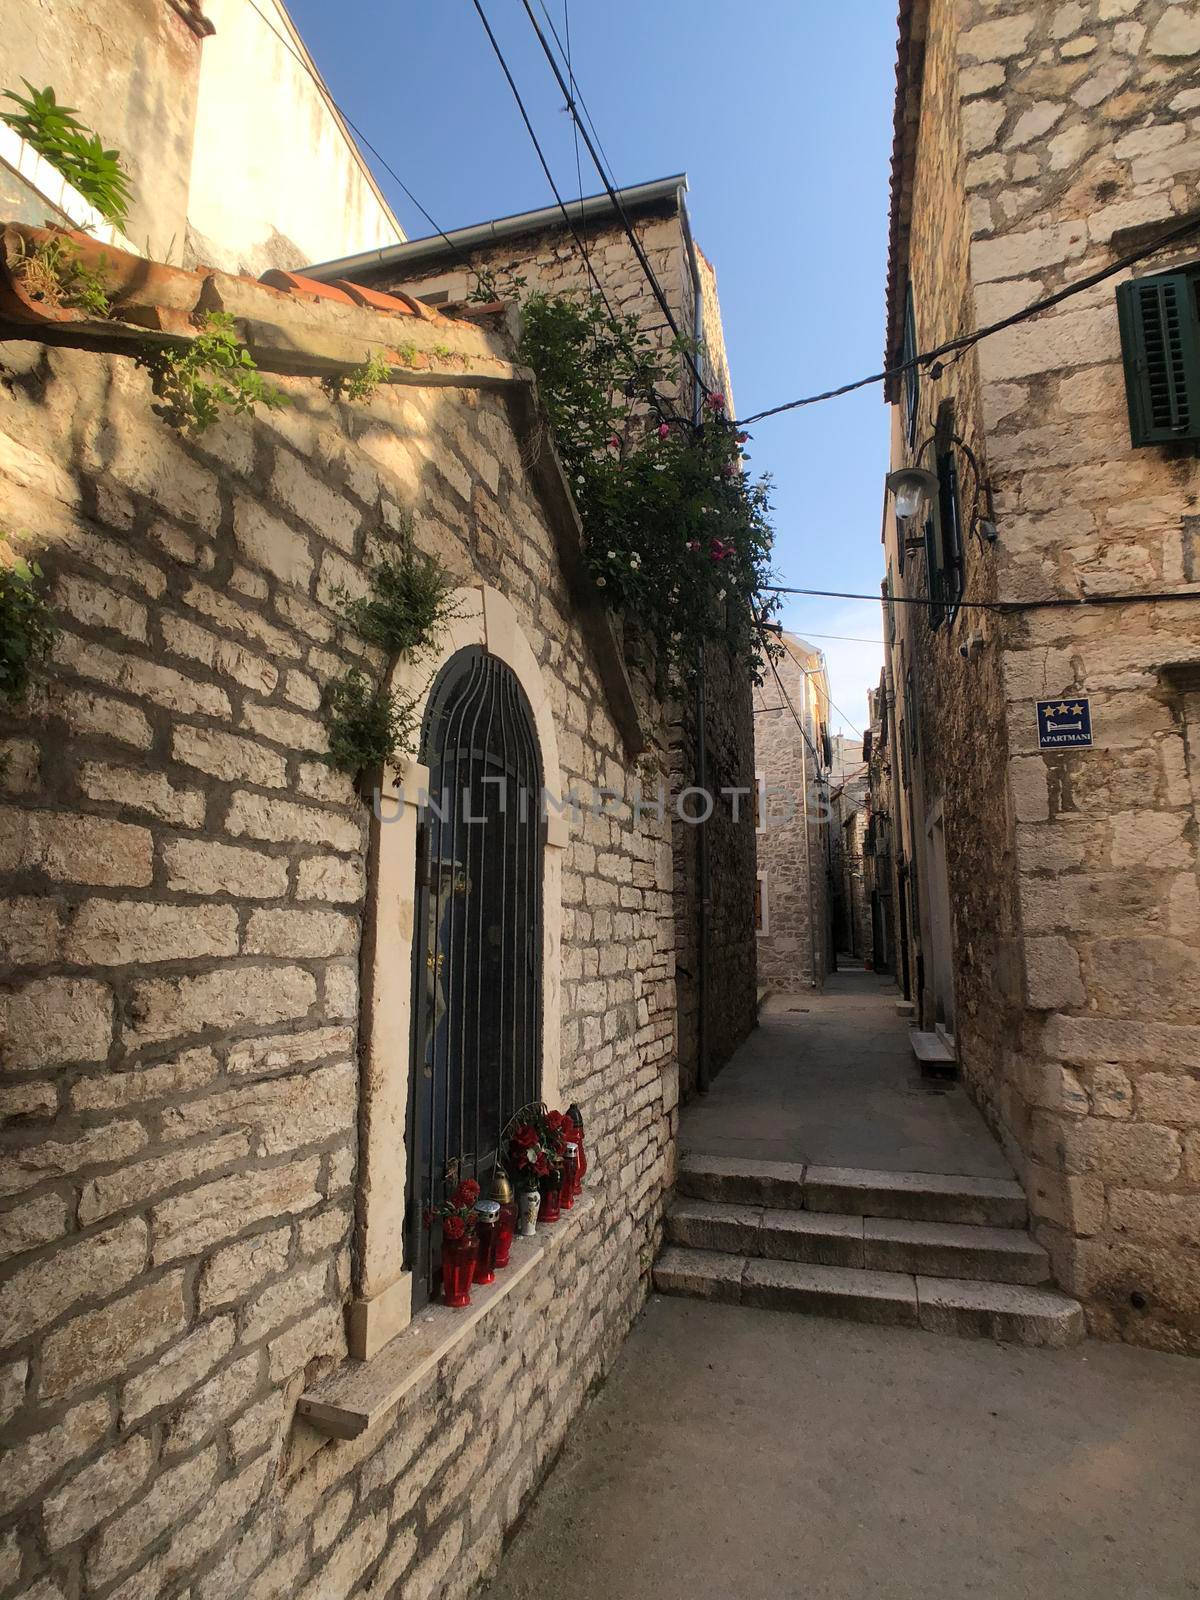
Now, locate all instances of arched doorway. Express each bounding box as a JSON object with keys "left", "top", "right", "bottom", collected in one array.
[{"left": 405, "top": 645, "right": 544, "bottom": 1301}]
